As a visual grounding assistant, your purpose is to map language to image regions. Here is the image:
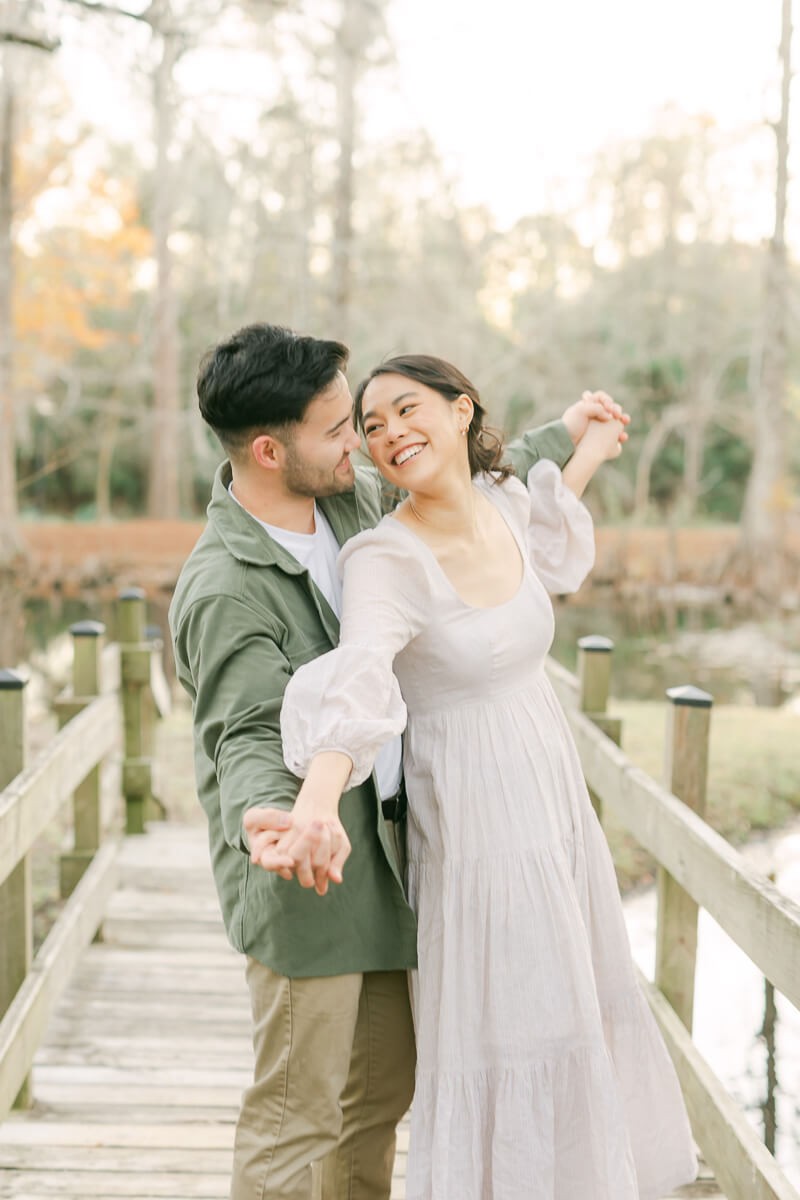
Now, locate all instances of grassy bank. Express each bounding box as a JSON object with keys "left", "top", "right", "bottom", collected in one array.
[{"left": 605, "top": 701, "right": 800, "bottom": 890}]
